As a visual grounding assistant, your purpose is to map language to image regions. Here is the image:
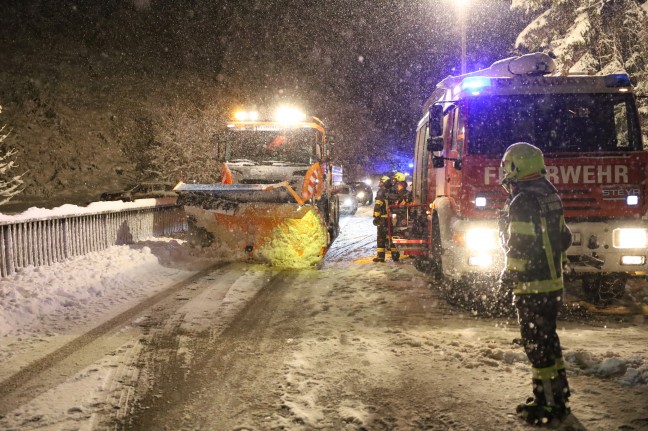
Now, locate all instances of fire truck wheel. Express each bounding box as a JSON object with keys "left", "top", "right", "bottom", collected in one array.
[
  {"left": 327, "top": 196, "right": 340, "bottom": 241},
  {"left": 581, "top": 274, "right": 628, "bottom": 306},
  {"left": 428, "top": 216, "right": 443, "bottom": 280},
  {"left": 413, "top": 257, "right": 433, "bottom": 273}
]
